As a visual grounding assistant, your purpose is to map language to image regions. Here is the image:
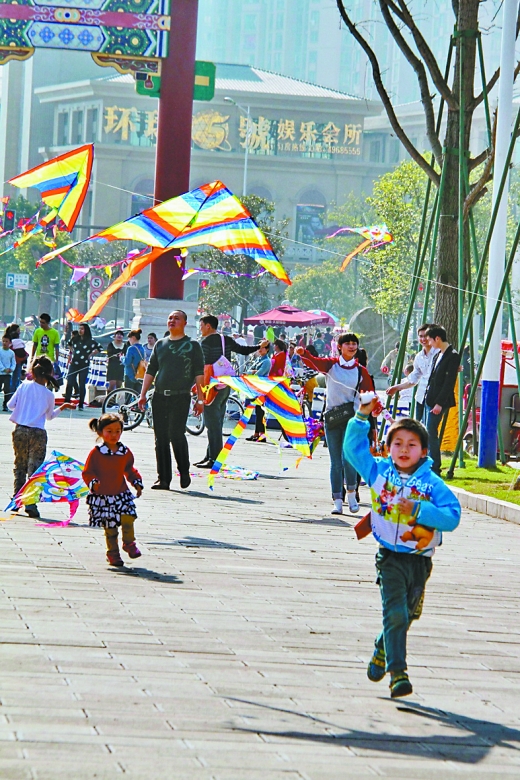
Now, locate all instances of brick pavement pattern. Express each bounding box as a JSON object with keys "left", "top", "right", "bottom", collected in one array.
[{"left": 0, "top": 412, "right": 518, "bottom": 779}]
